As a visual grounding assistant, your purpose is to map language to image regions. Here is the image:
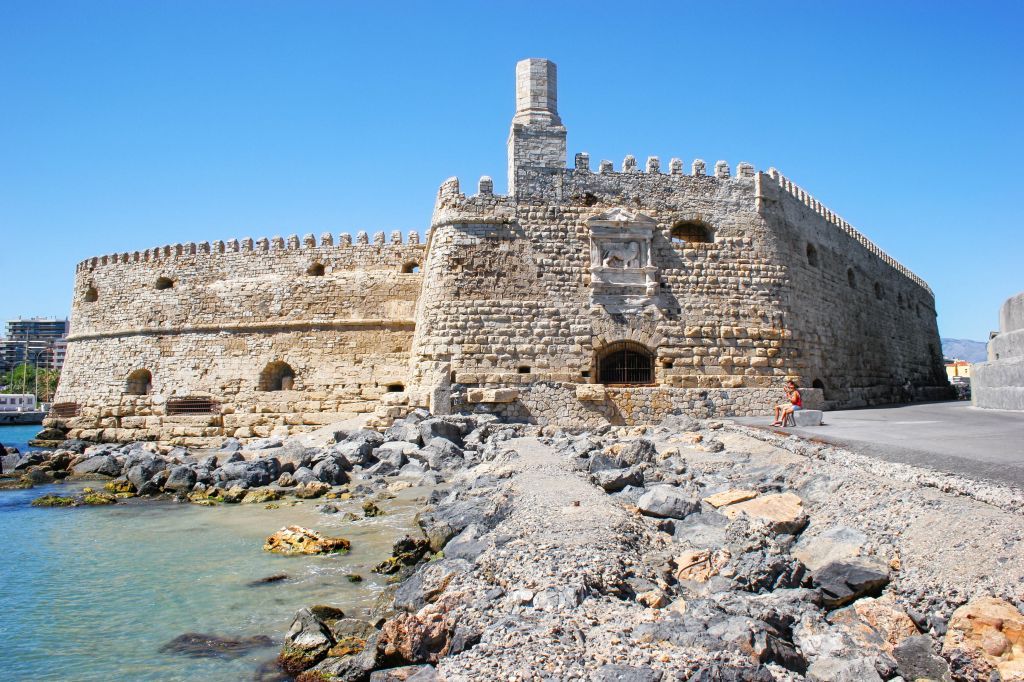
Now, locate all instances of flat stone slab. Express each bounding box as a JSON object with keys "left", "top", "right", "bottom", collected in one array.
[
  {"left": 702, "top": 489, "right": 757, "bottom": 508},
  {"left": 720, "top": 492, "right": 808, "bottom": 534},
  {"left": 792, "top": 409, "right": 823, "bottom": 426}
]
